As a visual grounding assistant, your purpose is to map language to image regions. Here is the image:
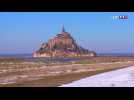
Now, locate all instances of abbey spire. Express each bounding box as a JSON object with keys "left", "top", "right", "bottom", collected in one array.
[{"left": 61, "top": 25, "right": 66, "bottom": 33}]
